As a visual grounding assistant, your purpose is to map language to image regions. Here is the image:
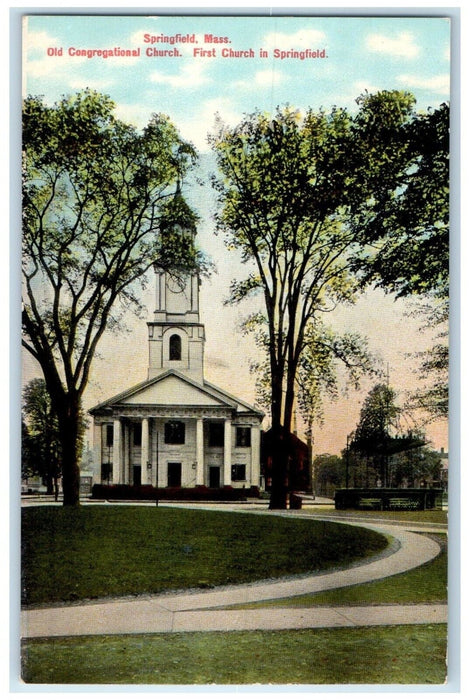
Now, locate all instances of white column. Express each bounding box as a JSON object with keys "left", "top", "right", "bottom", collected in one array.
[
  {"left": 196, "top": 418, "right": 204, "bottom": 485},
  {"left": 123, "top": 423, "right": 130, "bottom": 484},
  {"left": 112, "top": 419, "right": 121, "bottom": 484},
  {"left": 155, "top": 425, "right": 161, "bottom": 487},
  {"left": 93, "top": 423, "right": 102, "bottom": 483},
  {"left": 224, "top": 419, "right": 232, "bottom": 486},
  {"left": 141, "top": 417, "right": 150, "bottom": 485},
  {"left": 251, "top": 425, "right": 261, "bottom": 486}
]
